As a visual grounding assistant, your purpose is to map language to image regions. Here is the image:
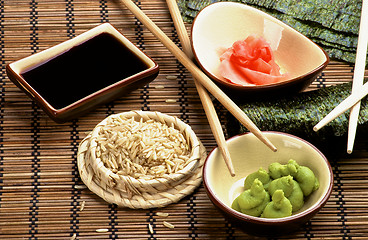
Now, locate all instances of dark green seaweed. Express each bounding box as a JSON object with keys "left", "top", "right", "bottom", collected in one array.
[
  {"left": 179, "top": 0, "right": 362, "bottom": 34},
  {"left": 226, "top": 83, "right": 368, "bottom": 156},
  {"left": 178, "top": 0, "right": 364, "bottom": 63}
]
